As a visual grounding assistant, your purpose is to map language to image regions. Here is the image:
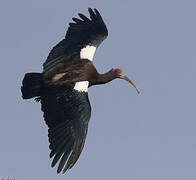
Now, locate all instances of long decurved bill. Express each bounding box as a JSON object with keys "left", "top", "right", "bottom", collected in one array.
[{"left": 123, "top": 76, "right": 140, "bottom": 94}]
